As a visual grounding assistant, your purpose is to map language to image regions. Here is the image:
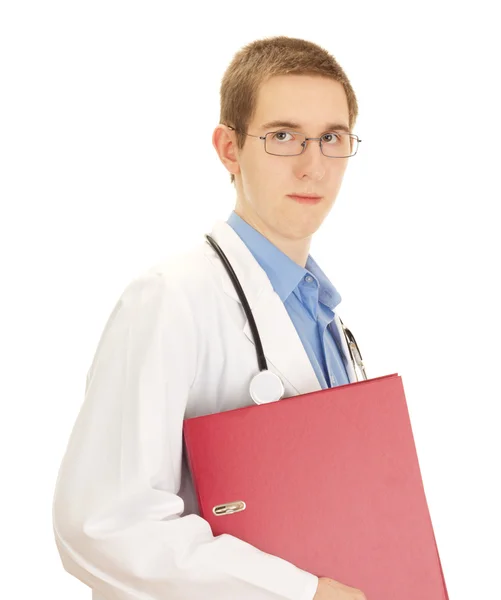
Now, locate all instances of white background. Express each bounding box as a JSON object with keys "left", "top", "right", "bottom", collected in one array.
[{"left": 1, "top": 1, "right": 500, "bottom": 598}]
